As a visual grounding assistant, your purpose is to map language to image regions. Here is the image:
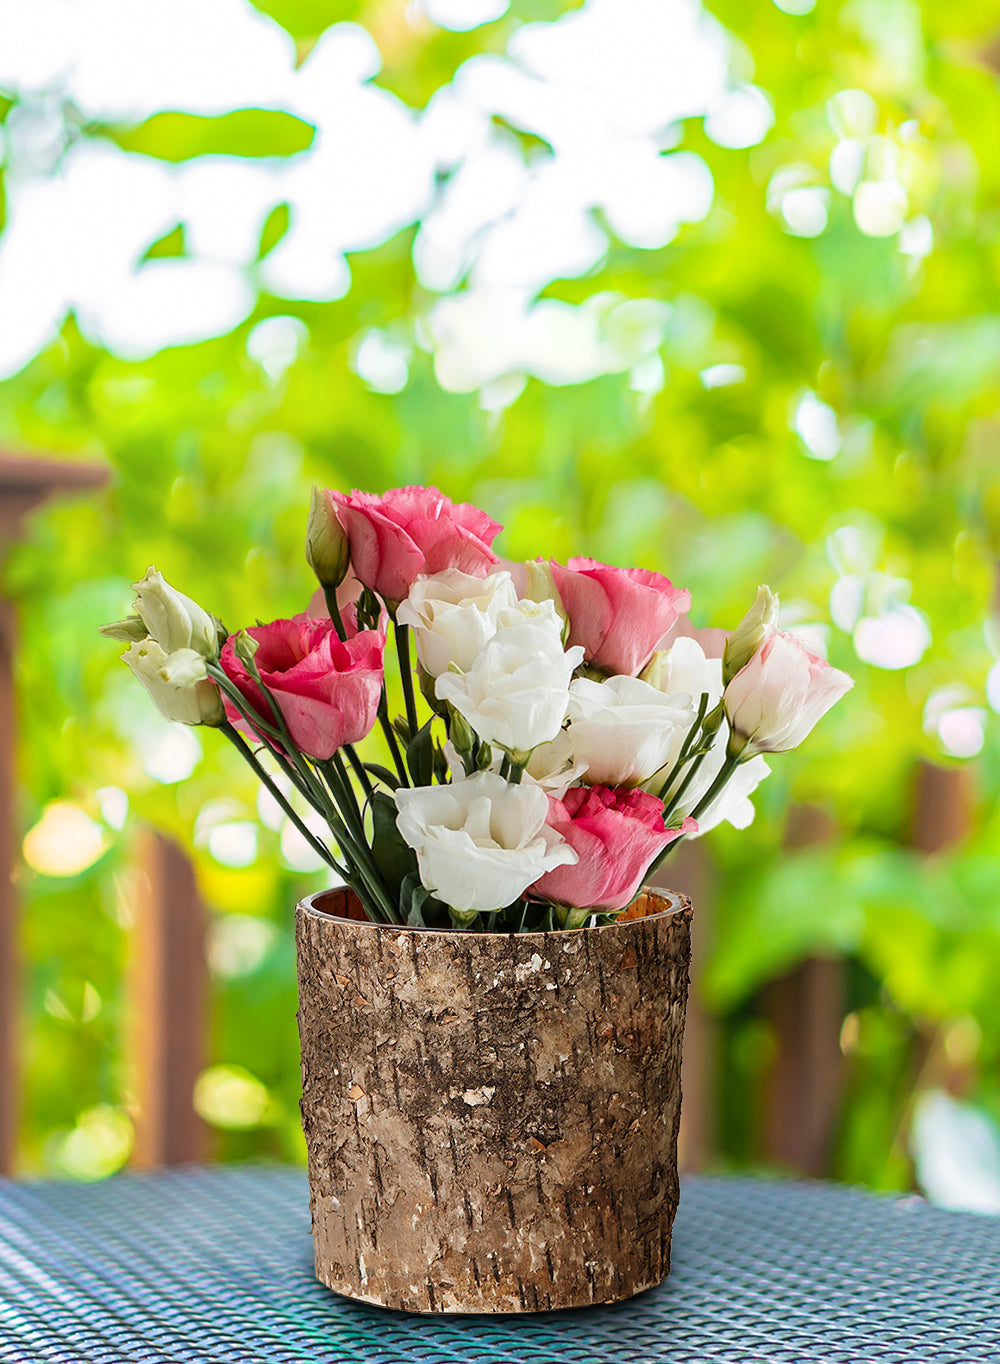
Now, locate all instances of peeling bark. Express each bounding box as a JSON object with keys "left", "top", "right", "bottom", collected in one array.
[{"left": 296, "top": 887, "right": 691, "bottom": 1314}]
